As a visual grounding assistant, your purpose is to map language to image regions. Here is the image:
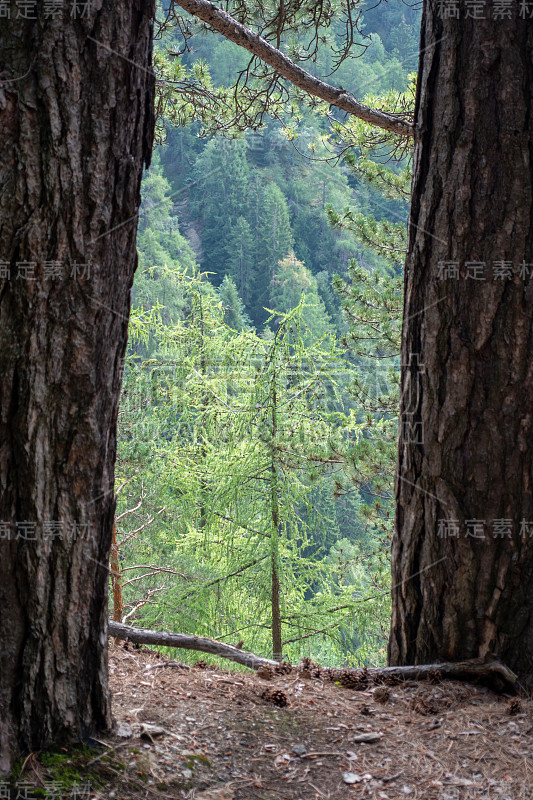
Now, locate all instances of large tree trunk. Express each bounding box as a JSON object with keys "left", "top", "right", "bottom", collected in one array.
[
  {"left": 0, "top": 3, "right": 155, "bottom": 773},
  {"left": 389, "top": 4, "right": 533, "bottom": 680}
]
